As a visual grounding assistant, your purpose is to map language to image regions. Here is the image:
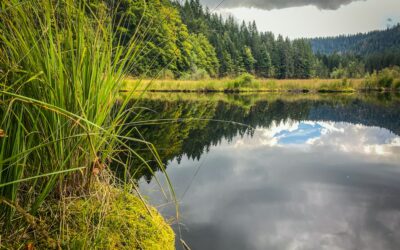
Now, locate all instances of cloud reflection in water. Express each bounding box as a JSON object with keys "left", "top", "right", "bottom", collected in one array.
[{"left": 140, "top": 121, "right": 400, "bottom": 250}]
